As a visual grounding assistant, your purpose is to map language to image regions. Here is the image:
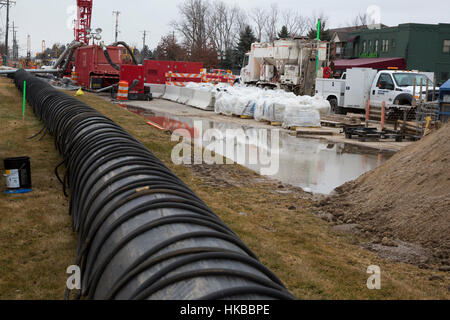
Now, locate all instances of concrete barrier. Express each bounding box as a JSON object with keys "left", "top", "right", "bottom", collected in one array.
[
  {"left": 162, "top": 85, "right": 181, "bottom": 101},
  {"left": 187, "top": 89, "right": 216, "bottom": 111},
  {"left": 146, "top": 84, "right": 166, "bottom": 99},
  {"left": 177, "top": 87, "right": 196, "bottom": 104}
]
